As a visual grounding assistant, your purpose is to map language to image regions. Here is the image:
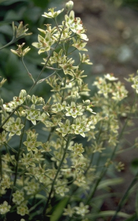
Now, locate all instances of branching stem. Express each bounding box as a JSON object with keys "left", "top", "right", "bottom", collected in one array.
[
  {"left": 110, "top": 170, "right": 138, "bottom": 221},
  {"left": 42, "top": 136, "right": 71, "bottom": 220}
]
